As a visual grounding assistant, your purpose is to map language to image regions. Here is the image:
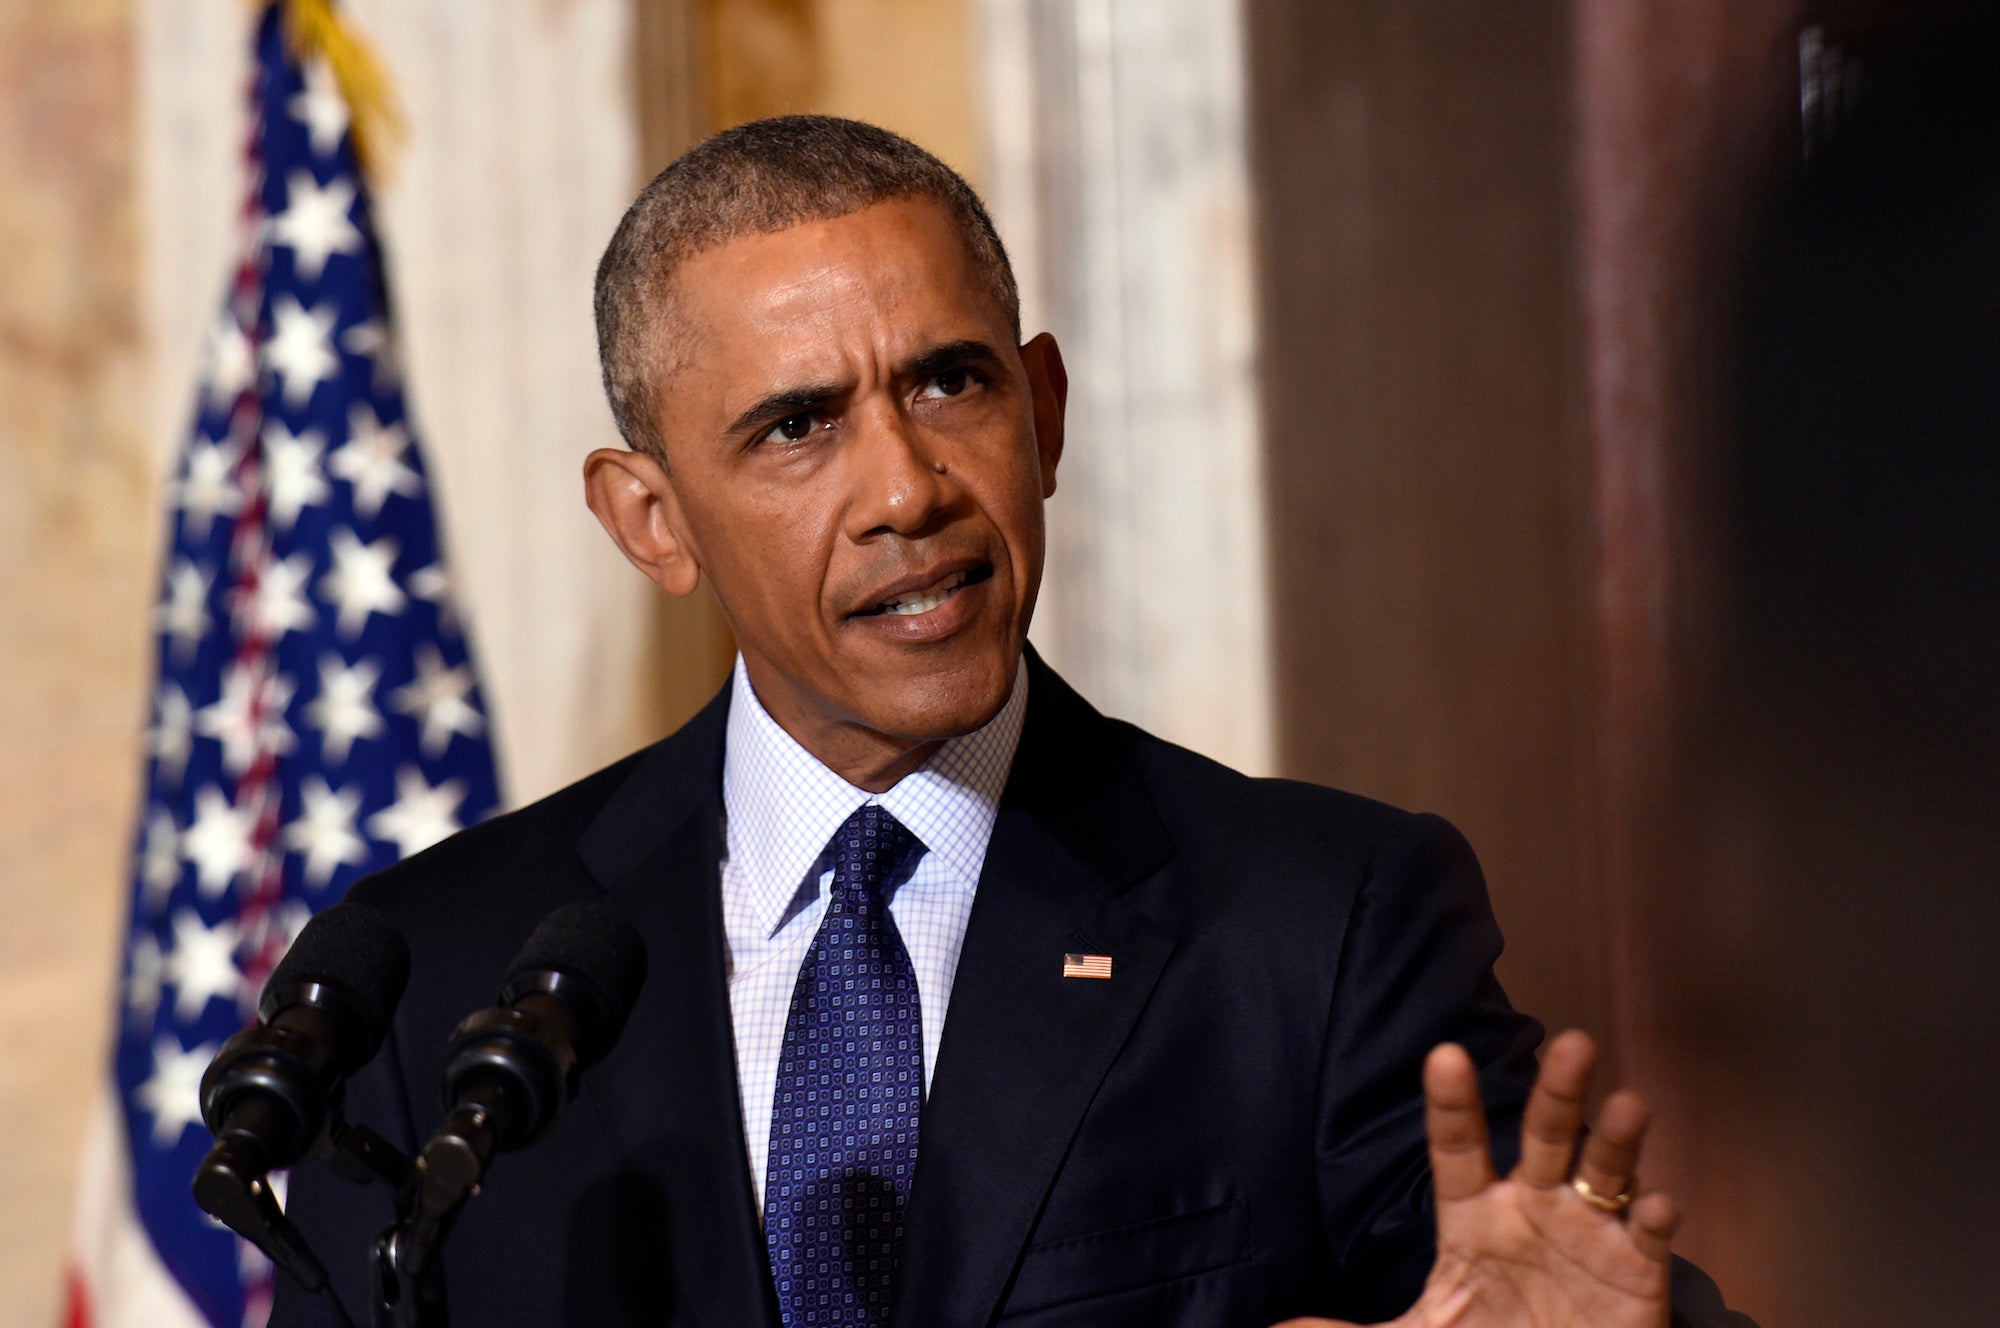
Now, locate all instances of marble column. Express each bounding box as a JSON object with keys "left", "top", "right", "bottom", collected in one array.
[
  {"left": 975, "top": 0, "right": 1273, "bottom": 774},
  {"left": 0, "top": 4, "right": 152, "bottom": 1321}
]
